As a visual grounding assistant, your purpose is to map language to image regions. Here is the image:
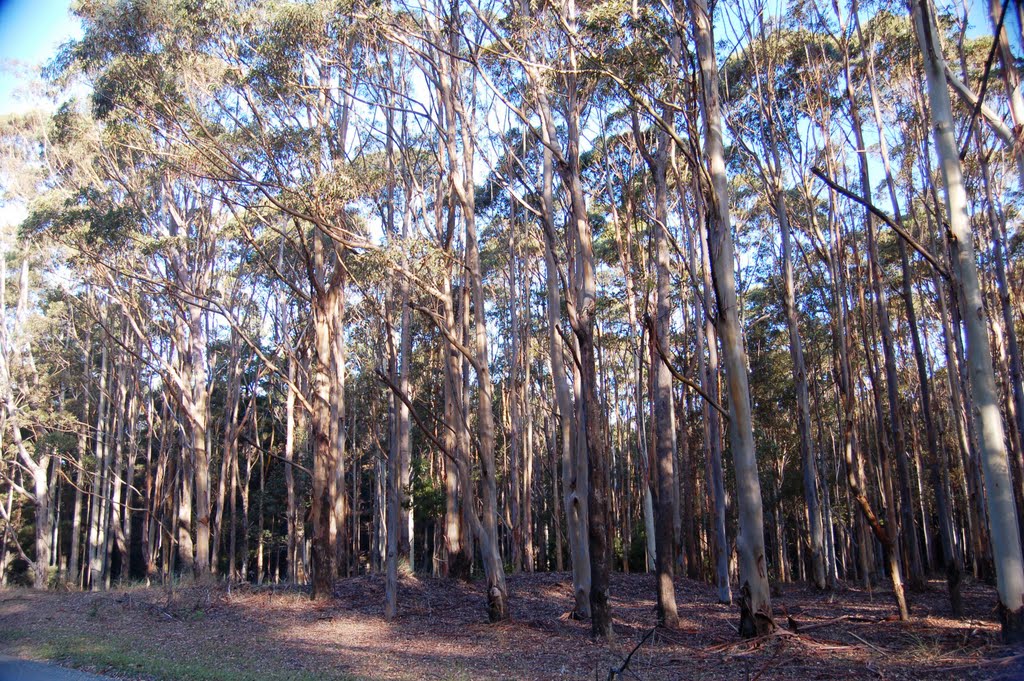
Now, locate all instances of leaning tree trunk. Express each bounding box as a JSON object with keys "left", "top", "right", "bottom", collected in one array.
[
  {"left": 432, "top": 23, "right": 509, "bottom": 620},
  {"left": 912, "top": 0, "right": 1024, "bottom": 641},
  {"left": 858, "top": 9, "right": 963, "bottom": 610},
  {"left": 762, "top": 115, "right": 826, "bottom": 590},
  {"left": 540, "top": 139, "right": 591, "bottom": 617},
  {"left": 692, "top": 182, "right": 731, "bottom": 604},
  {"left": 689, "top": 0, "right": 773, "bottom": 637}
]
